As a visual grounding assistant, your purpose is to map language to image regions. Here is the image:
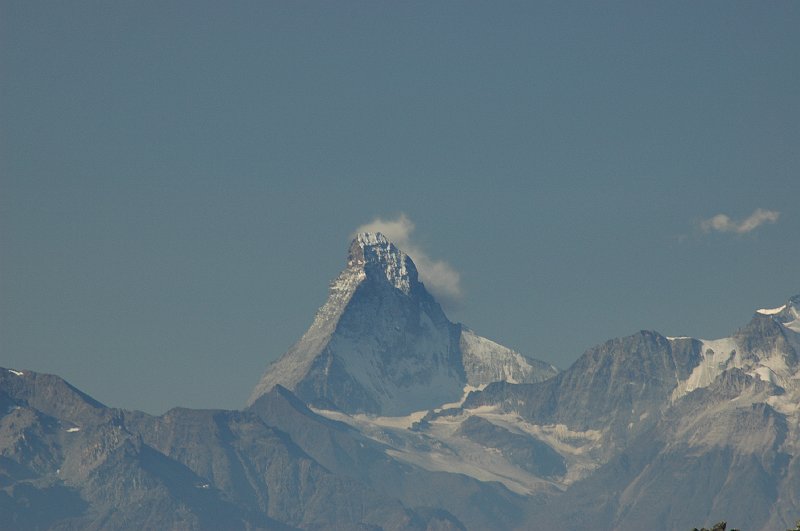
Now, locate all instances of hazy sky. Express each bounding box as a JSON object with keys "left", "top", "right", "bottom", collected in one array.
[{"left": 2, "top": 2, "right": 798, "bottom": 414}]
